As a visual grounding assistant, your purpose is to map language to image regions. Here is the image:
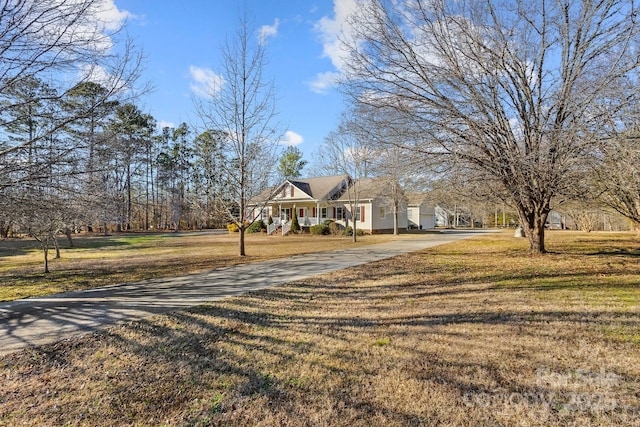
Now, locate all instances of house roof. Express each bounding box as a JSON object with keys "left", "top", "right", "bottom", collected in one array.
[
  {"left": 335, "top": 177, "right": 398, "bottom": 202},
  {"left": 288, "top": 174, "right": 349, "bottom": 200},
  {"left": 405, "top": 192, "right": 430, "bottom": 206},
  {"left": 250, "top": 174, "right": 350, "bottom": 204}
]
